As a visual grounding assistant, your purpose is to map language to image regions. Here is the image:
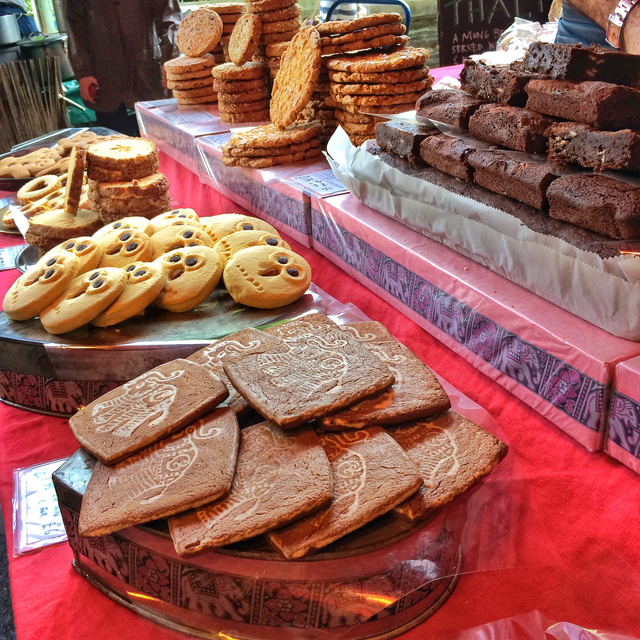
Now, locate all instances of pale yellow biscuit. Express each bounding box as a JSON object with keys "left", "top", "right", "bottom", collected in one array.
[
  {"left": 17, "top": 175, "right": 62, "bottom": 205},
  {"left": 150, "top": 224, "right": 214, "bottom": 260},
  {"left": 42, "top": 237, "right": 104, "bottom": 275},
  {"left": 3, "top": 252, "right": 81, "bottom": 321},
  {"left": 213, "top": 229, "right": 290, "bottom": 267},
  {"left": 223, "top": 245, "right": 311, "bottom": 308},
  {"left": 91, "top": 262, "right": 165, "bottom": 327},
  {"left": 149, "top": 209, "right": 201, "bottom": 235},
  {"left": 40, "top": 267, "right": 127, "bottom": 334},
  {"left": 93, "top": 217, "right": 153, "bottom": 239},
  {"left": 154, "top": 246, "right": 223, "bottom": 313},
  {"left": 98, "top": 229, "right": 153, "bottom": 268},
  {"left": 202, "top": 213, "right": 279, "bottom": 243}
]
